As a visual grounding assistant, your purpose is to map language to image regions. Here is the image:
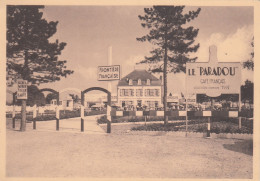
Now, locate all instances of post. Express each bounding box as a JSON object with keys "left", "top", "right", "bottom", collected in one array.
[
  {"left": 56, "top": 106, "right": 60, "bottom": 131},
  {"left": 33, "top": 104, "right": 37, "bottom": 129},
  {"left": 106, "top": 46, "right": 112, "bottom": 133},
  {"left": 12, "top": 104, "right": 15, "bottom": 129},
  {"left": 20, "top": 99, "right": 26, "bottom": 131},
  {"left": 185, "top": 95, "right": 188, "bottom": 137},
  {"left": 107, "top": 100, "right": 111, "bottom": 133},
  {"left": 238, "top": 90, "right": 242, "bottom": 129},
  {"left": 207, "top": 117, "right": 211, "bottom": 137},
  {"left": 207, "top": 98, "right": 214, "bottom": 138},
  {"left": 81, "top": 105, "right": 84, "bottom": 132}
]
